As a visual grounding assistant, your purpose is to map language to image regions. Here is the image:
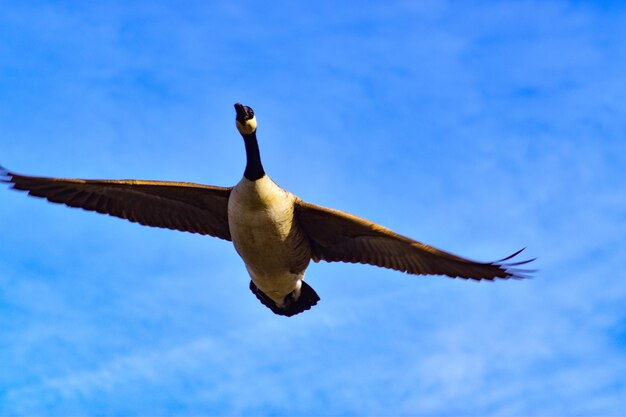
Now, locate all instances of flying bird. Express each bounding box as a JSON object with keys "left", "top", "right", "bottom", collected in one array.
[{"left": 1, "top": 103, "right": 533, "bottom": 316}]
